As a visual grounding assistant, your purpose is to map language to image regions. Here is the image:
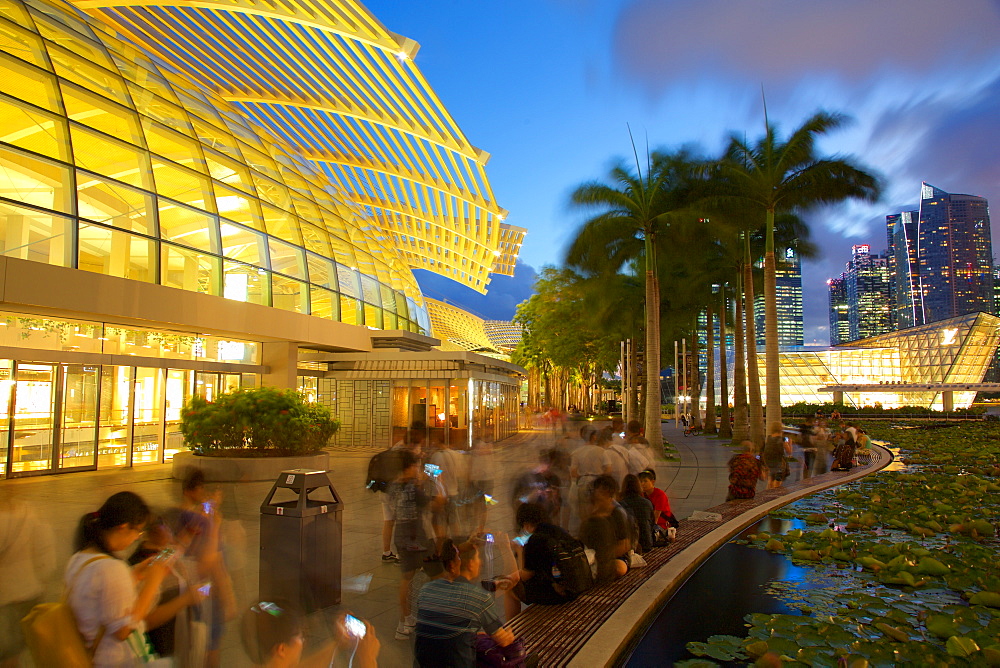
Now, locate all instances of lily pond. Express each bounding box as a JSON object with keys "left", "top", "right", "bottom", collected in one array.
[{"left": 631, "top": 422, "right": 1000, "bottom": 667}]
